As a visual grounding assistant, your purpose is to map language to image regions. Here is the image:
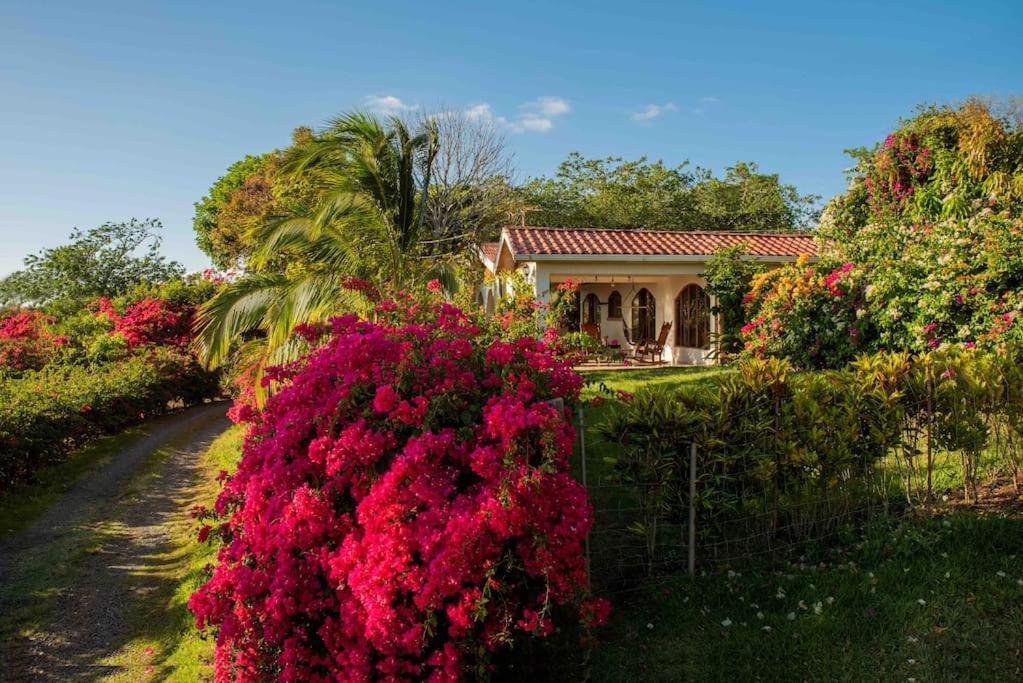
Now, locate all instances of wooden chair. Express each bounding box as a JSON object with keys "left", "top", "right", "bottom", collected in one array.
[{"left": 637, "top": 322, "right": 672, "bottom": 364}]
